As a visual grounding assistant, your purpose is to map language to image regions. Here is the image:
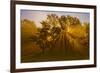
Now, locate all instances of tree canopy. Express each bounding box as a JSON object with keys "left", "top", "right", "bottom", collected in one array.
[{"left": 30, "top": 14, "right": 89, "bottom": 56}]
